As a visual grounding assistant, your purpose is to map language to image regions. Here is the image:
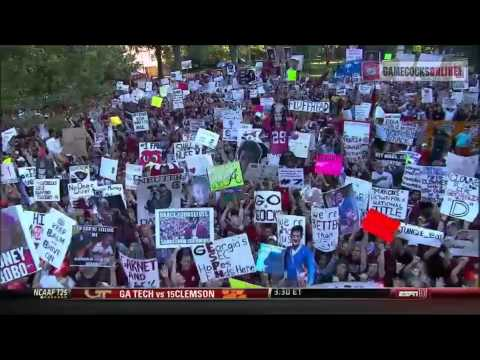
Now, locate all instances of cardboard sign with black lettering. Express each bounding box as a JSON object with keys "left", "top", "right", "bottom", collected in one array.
[
  {"left": 369, "top": 187, "right": 409, "bottom": 220},
  {"left": 37, "top": 208, "right": 76, "bottom": 268},
  {"left": 440, "top": 173, "right": 479, "bottom": 222},
  {"left": 1, "top": 206, "right": 40, "bottom": 285},
  {"left": 155, "top": 207, "right": 214, "bottom": 248},
  {"left": 62, "top": 128, "right": 88, "bottom": 157},
  {"left": 132, "top": 112, "right": 149, "bottom": 132},
  {"left": 33, "top": 179, "right": 60, "bottom": 202},
  {"left": 278, "top": 168, "right": 304, "bottom": 189},
  {"left": 69, "top": 165, "right": 90, "bottom": 183},
  {"left": 174, "top": 141, "right": 211, "bottom": 162},
  {"left": 172, "top": 89, "right": 184, "bottom": 110},
  {"left": 254, "top": 191, "right": 282, "bottom": 223},
  {"left": 343, "top": 121, "right": 370, "bottom": 162},
  {"left": 277, "top": 214, "right": 306, "bottom": 248},
  {"left": 288, "top": 100, "right": 330, "bottom": 113},
  {"left": 192, "top": 233, "right": 256, "bottom": 283},
  {"left": 375, "top": 123, "right": 417, "bottom": 146},
  {"left": 18, "top": 167, "right": 36, "bottom": 187},
  {"left": 68, "top": 181, "right": 95, "bottom": 201},
  {"left": 311, "top": 207, "right": 339, "bottom": 252},
  {"left": 420, "top": 166, "right": 448, "bottom": 203},
  {"left": 397, "top": 223, "right": 444, "bottom": 248},
  {"left": 119, "top": 253, "right": 160, "bottom": 288},
  {"left": 70, "top": 225, "right": 116, "bottom": 267}
]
